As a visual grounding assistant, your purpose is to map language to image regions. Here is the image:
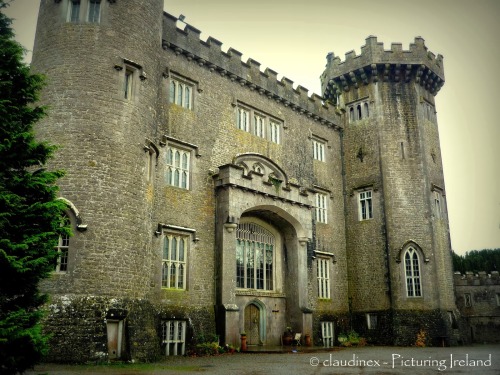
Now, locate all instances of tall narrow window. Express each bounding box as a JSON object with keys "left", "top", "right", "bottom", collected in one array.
[
  {"left": 236, "top": 222, "right": 274, "bottom": 291},
  {"left": 68, "top": 0, "right": 80, "bottom": 22},
  {"left": 313, "top": 139, "right": 325, "bottom": 162},
  {"left": 169, "top": 76, "right": 194, "bottom": 110},
  {"left": 54, "top": 215, "right": 70, "bottom": 272},
  {"left": 315, "top": 193, "right": 328, "bottom": 224},
  {"left": 321, "top": 322, "right": 334, "bottom": 347},
  {"left": 405, "top": 247, "right": 422, "bottom": 297},
  {"left": 357, "top": 104, "right": 362, "bottom": 120},
  {"left": 162, "top": 234, "right": 187, "bottom": 289},
  {"left": 433, "top": 190, "right": 443, "bottom": 219},
  {"left": 161, "top": 320, "right": 186, "bottom": 356},
  {"left": 124, "top": 68, "right": 133, "bottom": 99},
  {"left": 317, "top": 258, "right": 330, "bottom": 299},
  {"left": 166, "top": 146, "right": 190, "bottom": 189},
  {"left": 238, "top": 107, "right": 250, "bottom": 131},
  {"left": 269, "top": 120, "right": 280, "bottom": 144},
  {"left": 254, "top": 114, "right": 265, "bottom": 138},
  {"left": 358, "top": 190, "right": 373, "bottom": 220},
  {"left": 87, "top": 0, "right": 101, "bottom": 23}
]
